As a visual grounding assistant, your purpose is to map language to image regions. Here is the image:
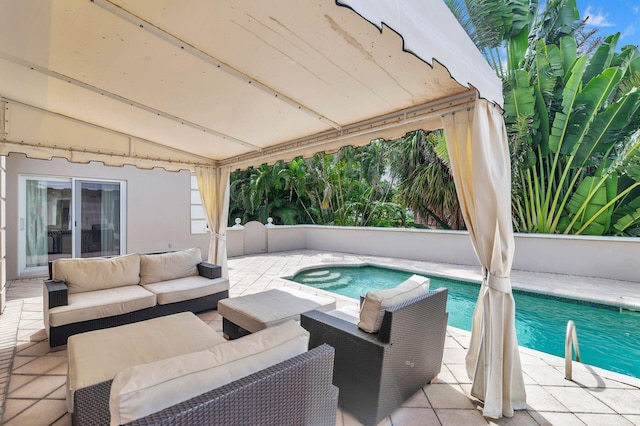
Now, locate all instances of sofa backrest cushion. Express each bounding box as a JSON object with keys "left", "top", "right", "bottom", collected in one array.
[
  {"left": 52, "top": 254, "right": 140, "bottom": 294},
  {"left": 139, "top": 248, "right": 201, "bottom": 285},
  {"left": 358, "top": 274, "right": 430, "bottom": 333},
  {"left": 109, "top": 320, "right": 309, "bottom": 425}
]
